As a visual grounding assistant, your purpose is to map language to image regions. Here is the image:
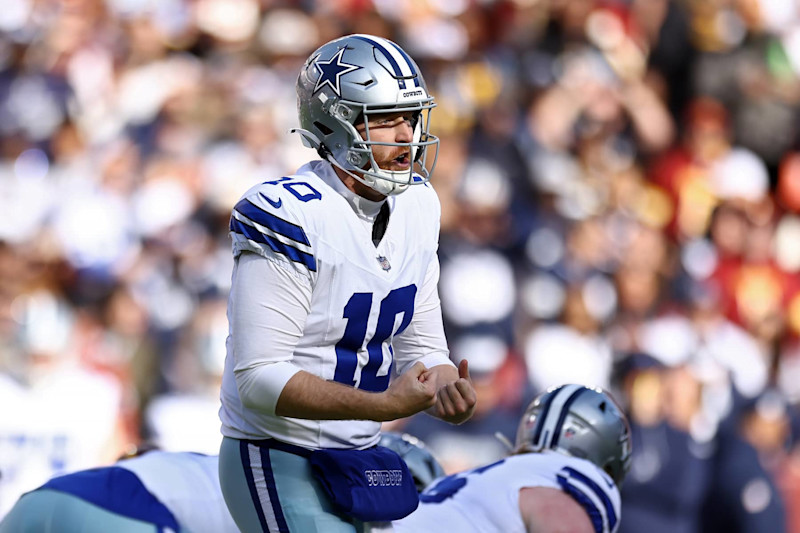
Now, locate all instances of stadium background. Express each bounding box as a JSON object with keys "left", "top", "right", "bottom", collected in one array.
[{"left": 1, "top": 0, "right": 800, "bottom": 530}]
